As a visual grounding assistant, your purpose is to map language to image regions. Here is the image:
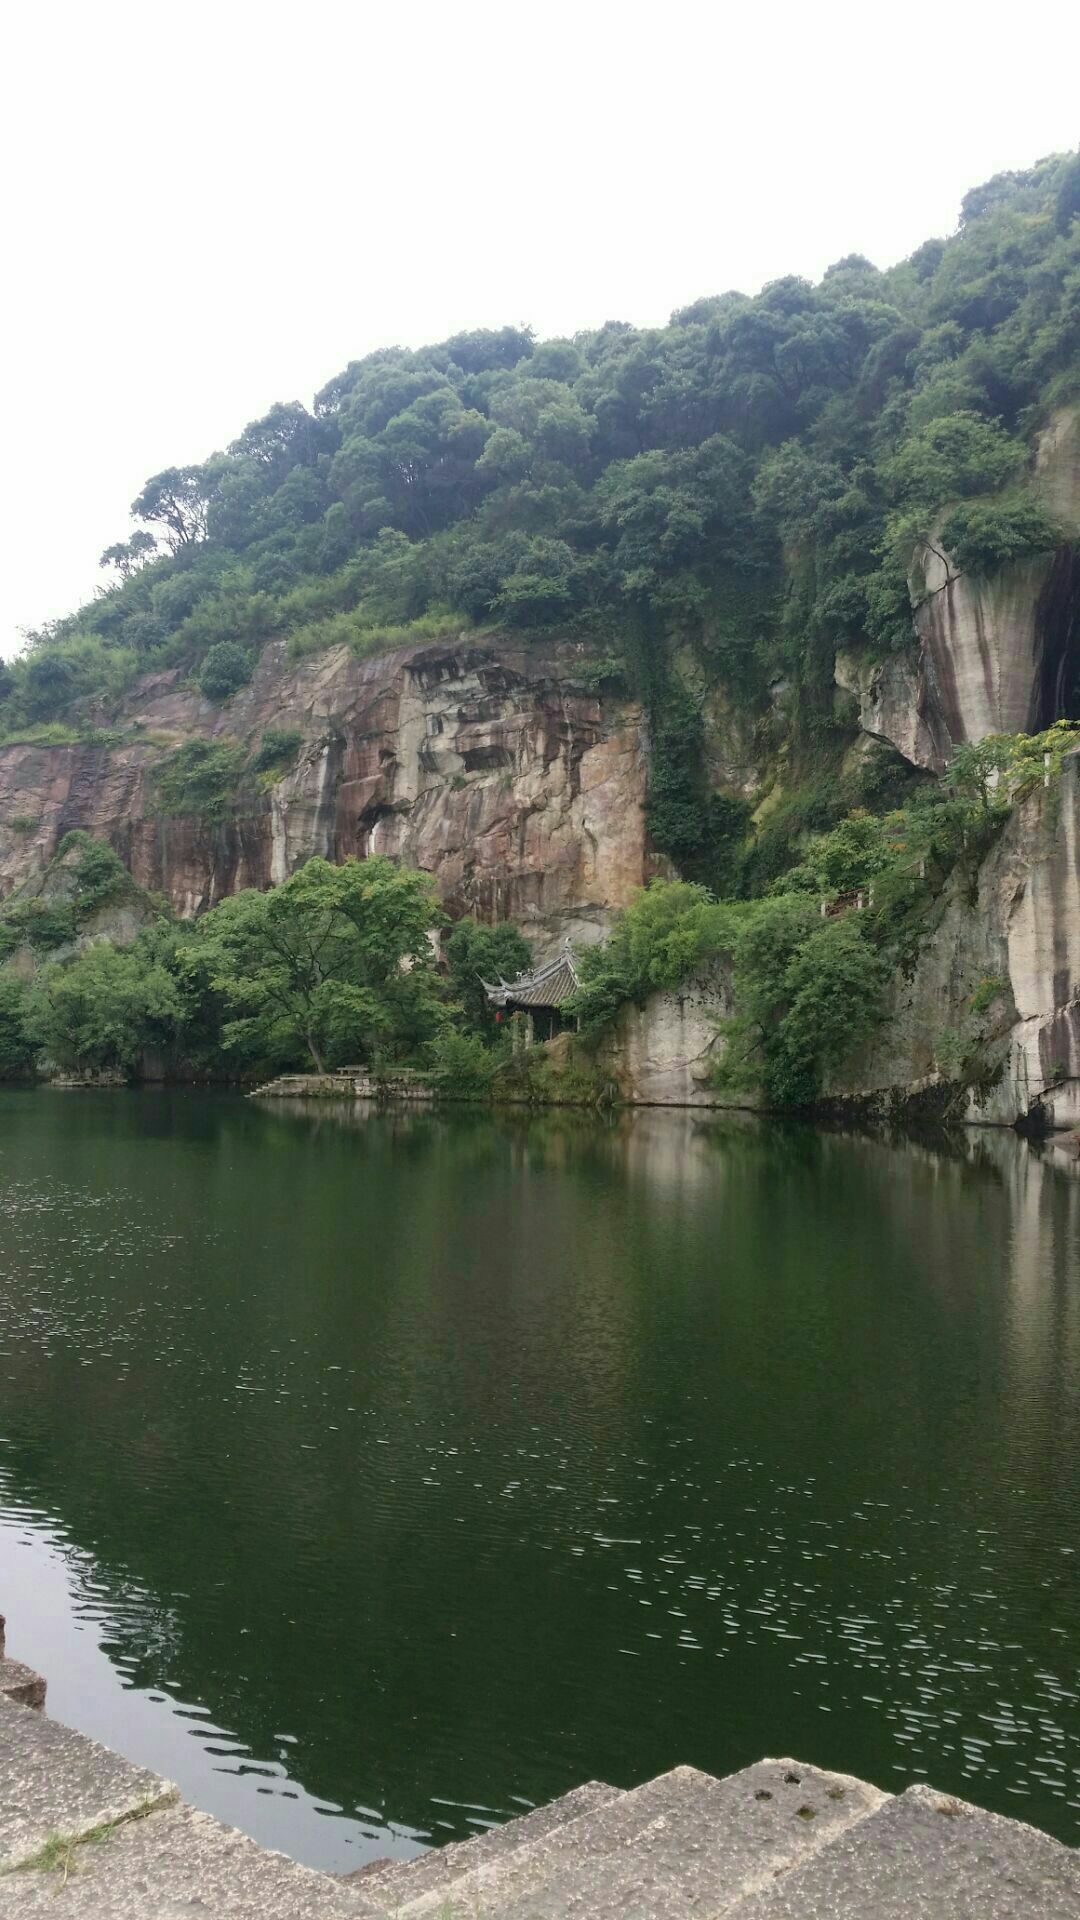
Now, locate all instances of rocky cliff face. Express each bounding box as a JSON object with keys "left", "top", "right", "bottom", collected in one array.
[
  {"left": 605, "top": 748, "right": 1080, "bottom": 1126},
  {"left": 837, "top": 407, "right": 1080, "bottom": 774},
  {"left": 4, "top": 410, "right": 1080, "bottom": 1115},
  {"left": 596, "top": 960, "right": 736, "bottom": 1107},
  {"left": 829, "top": 749, "right": 1080, "bottom": 1128},
  {"left": 0, "top": 637, "right": 656, "bottom": 955}
]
